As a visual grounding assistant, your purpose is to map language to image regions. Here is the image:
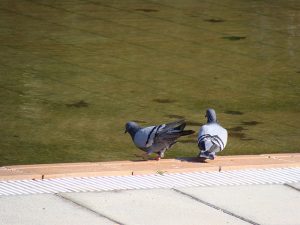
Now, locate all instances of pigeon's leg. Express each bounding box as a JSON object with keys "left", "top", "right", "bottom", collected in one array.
[
  {"left": 160, "top": 150, "right": 166, "bottom": 158},
  {"left": 154, "top": 152, "right": 162, "bottom": 161},
  {"left": 169, "top": 141, "right": 177, "bottom": 148},
  {"left": 155, "top": 148, "right": 167, "bottom": 160}
]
